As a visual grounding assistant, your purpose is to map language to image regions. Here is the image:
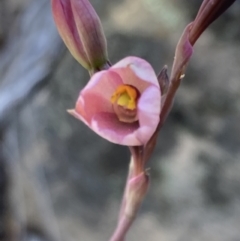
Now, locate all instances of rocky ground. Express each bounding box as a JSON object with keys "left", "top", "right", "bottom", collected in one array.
[{"left": 0, "top": 0, "right": 240, "bottom": 241}]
